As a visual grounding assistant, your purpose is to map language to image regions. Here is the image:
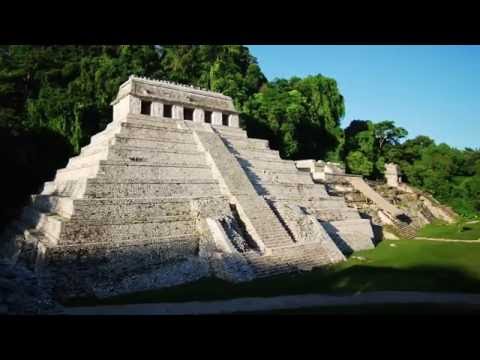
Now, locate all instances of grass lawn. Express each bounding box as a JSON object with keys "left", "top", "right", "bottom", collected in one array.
[
  {"left": 66, "top": 239, "right": 480, "bottom": 307},
  {"left": 417, "top": 220, "right": 480, "bottom": 240}
]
